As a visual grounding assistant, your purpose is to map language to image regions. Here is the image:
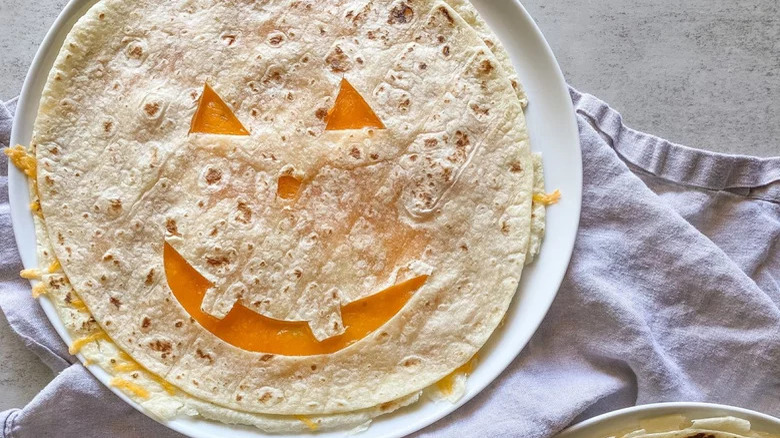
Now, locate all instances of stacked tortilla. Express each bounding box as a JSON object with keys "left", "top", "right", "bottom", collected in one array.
[{"left": 18, "top": 0, "right": 549, "bottom": 432}]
